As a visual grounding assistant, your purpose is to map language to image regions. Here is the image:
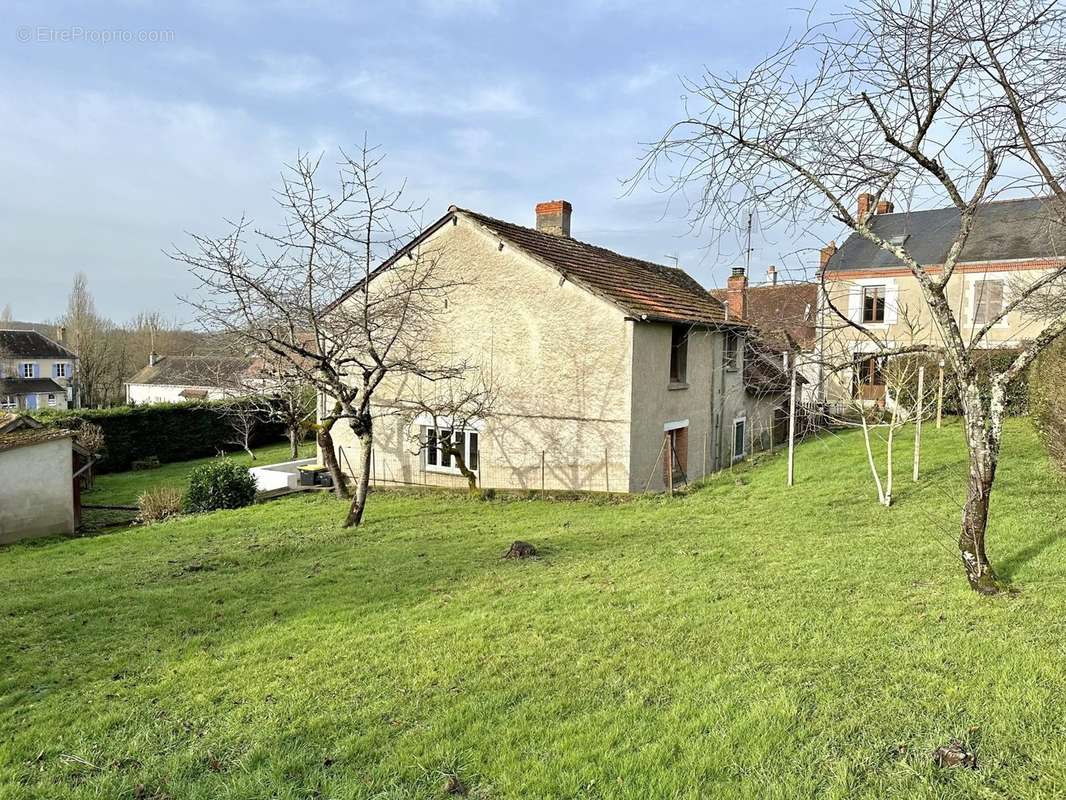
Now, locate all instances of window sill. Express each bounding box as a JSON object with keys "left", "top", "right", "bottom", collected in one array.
[{"left": 667, "top": 381, "right": 689, "bottom": 391}]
